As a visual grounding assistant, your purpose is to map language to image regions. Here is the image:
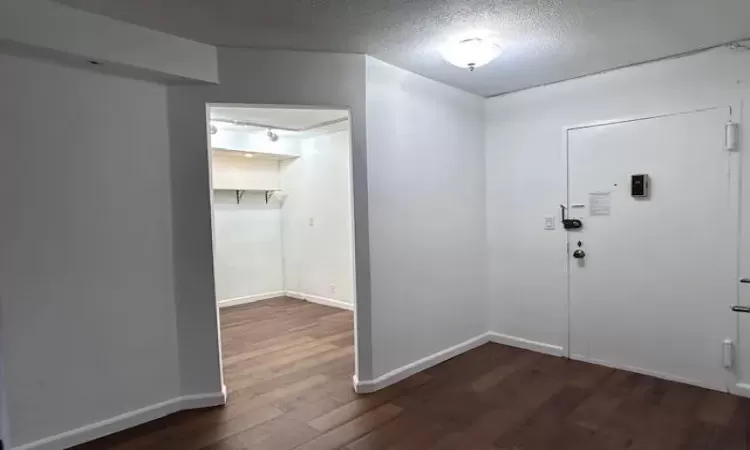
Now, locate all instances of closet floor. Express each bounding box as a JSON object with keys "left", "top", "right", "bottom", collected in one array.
[{"left": 75, "top": 296, "right": 750, "bottom": 450}]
